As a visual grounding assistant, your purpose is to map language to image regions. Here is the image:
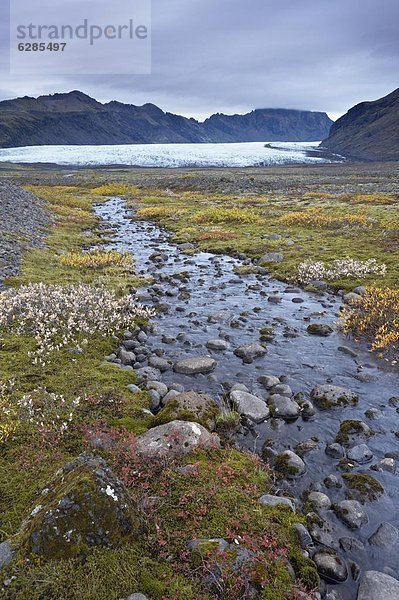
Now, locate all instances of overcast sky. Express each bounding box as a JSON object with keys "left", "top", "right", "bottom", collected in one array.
[{"left": 0, "top": 0, "right": 398, "bottom": 121}]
